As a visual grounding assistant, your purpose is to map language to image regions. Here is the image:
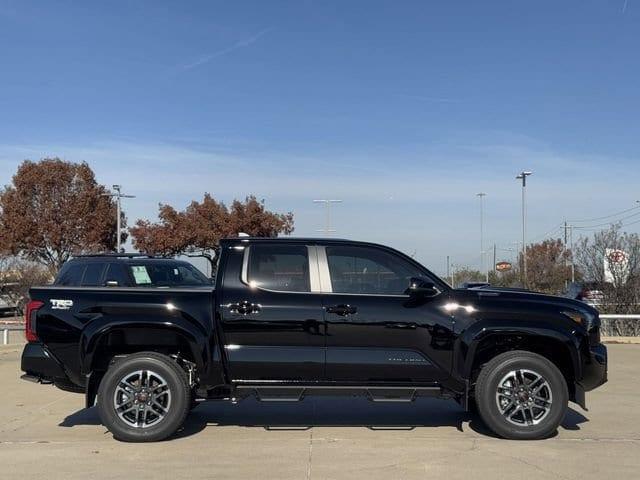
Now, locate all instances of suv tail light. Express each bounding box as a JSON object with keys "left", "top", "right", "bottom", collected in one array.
[{"left": 25, "top": 300, "right": 44, "bottom": 342}]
